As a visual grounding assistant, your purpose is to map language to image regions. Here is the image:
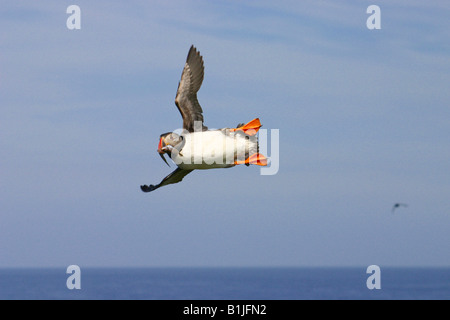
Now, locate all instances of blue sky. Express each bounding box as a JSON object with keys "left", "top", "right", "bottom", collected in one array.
[{"left": 1, "top": 1, "right": 449, "bottom": 267}]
